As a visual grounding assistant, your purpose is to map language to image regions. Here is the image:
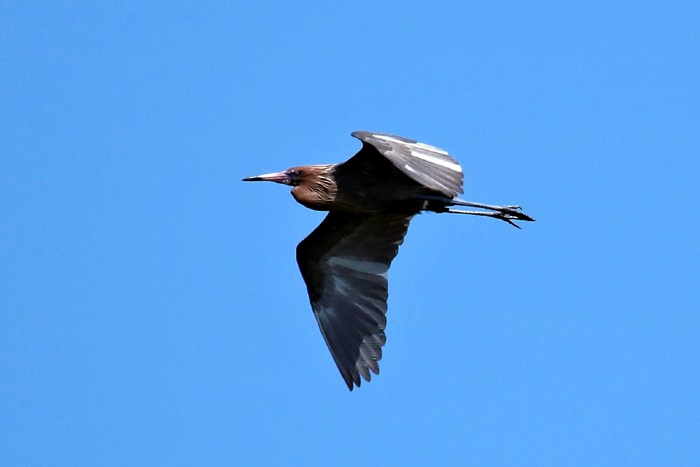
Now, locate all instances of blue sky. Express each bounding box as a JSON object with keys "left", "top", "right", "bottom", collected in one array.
[{"left": 2, "top": 1, "right": 699, "bottom": 465}]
